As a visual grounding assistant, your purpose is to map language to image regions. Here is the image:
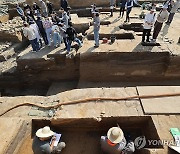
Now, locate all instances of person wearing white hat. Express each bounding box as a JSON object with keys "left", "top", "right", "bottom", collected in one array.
[
  {"left": 32, "top": 126, "right": 66, "bottom": 154},
  {"left": 152, "top": 5, "right": 169, "bottom": 42},
  {"left": 100, "top": 127, "right": 135, "bottom": 154},
  {"left": 142, "top": 9, "right": 156, "bottom": 43}
]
